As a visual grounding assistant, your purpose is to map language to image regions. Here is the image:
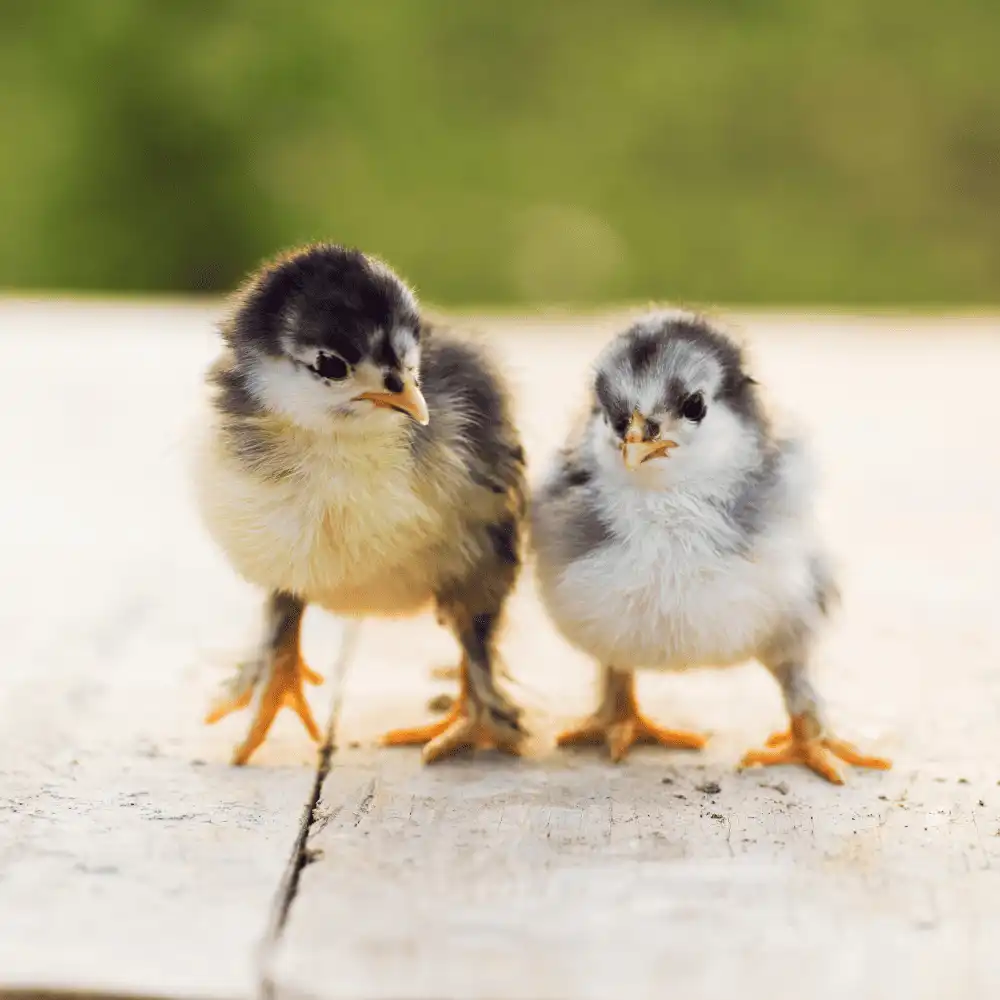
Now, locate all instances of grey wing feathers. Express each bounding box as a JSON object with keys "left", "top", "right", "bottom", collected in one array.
[
  {"left": 724, "top": 434, "right": 813, "bottom": 538},
  {"left": 530, "top": 442, "right": 614, "bottom": 566}
]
